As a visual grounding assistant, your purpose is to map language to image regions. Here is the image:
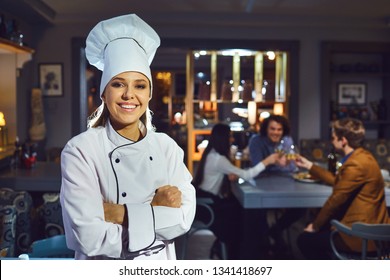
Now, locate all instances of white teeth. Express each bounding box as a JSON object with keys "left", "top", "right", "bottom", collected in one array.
[{"left": 121, "top": 104, "right": 137, "bottom": 109}]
